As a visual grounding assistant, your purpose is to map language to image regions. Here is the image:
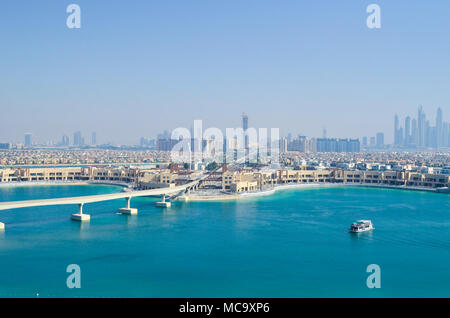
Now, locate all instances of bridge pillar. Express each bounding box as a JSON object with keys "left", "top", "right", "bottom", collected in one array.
[
  {"left": 156, "top": 194, "right": 171, "bottom": 208},
  {"left": 71, "top": 203, "right": 91, "bottom": 222},
  {"left": 118, "top": 197, "right": 138, "bottom": 215},
  {"left": 179, "top": 188, "right": 190, "bottom": 201},
  {"left": 0, "top": 222, "right": 4, "bottom": 231}
]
